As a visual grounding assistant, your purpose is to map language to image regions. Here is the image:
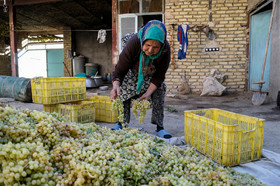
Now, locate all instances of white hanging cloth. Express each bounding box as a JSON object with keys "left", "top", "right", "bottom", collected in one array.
[{"left": 97, "top": 29, "right": 107, "bottom": 43}]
